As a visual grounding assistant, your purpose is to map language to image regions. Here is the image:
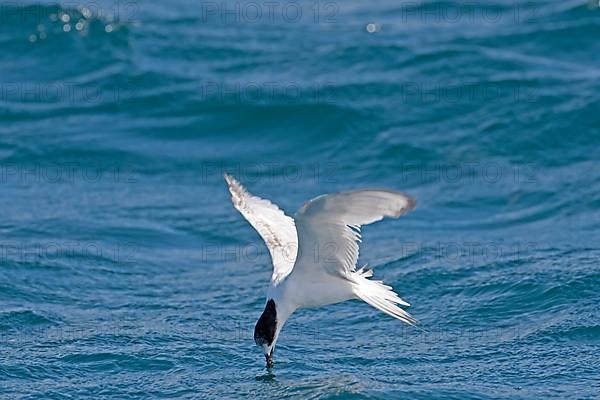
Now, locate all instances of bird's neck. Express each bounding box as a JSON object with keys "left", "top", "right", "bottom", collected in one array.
[{"left": 267, "top": 283, "right": 297, "bottom": 332}]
